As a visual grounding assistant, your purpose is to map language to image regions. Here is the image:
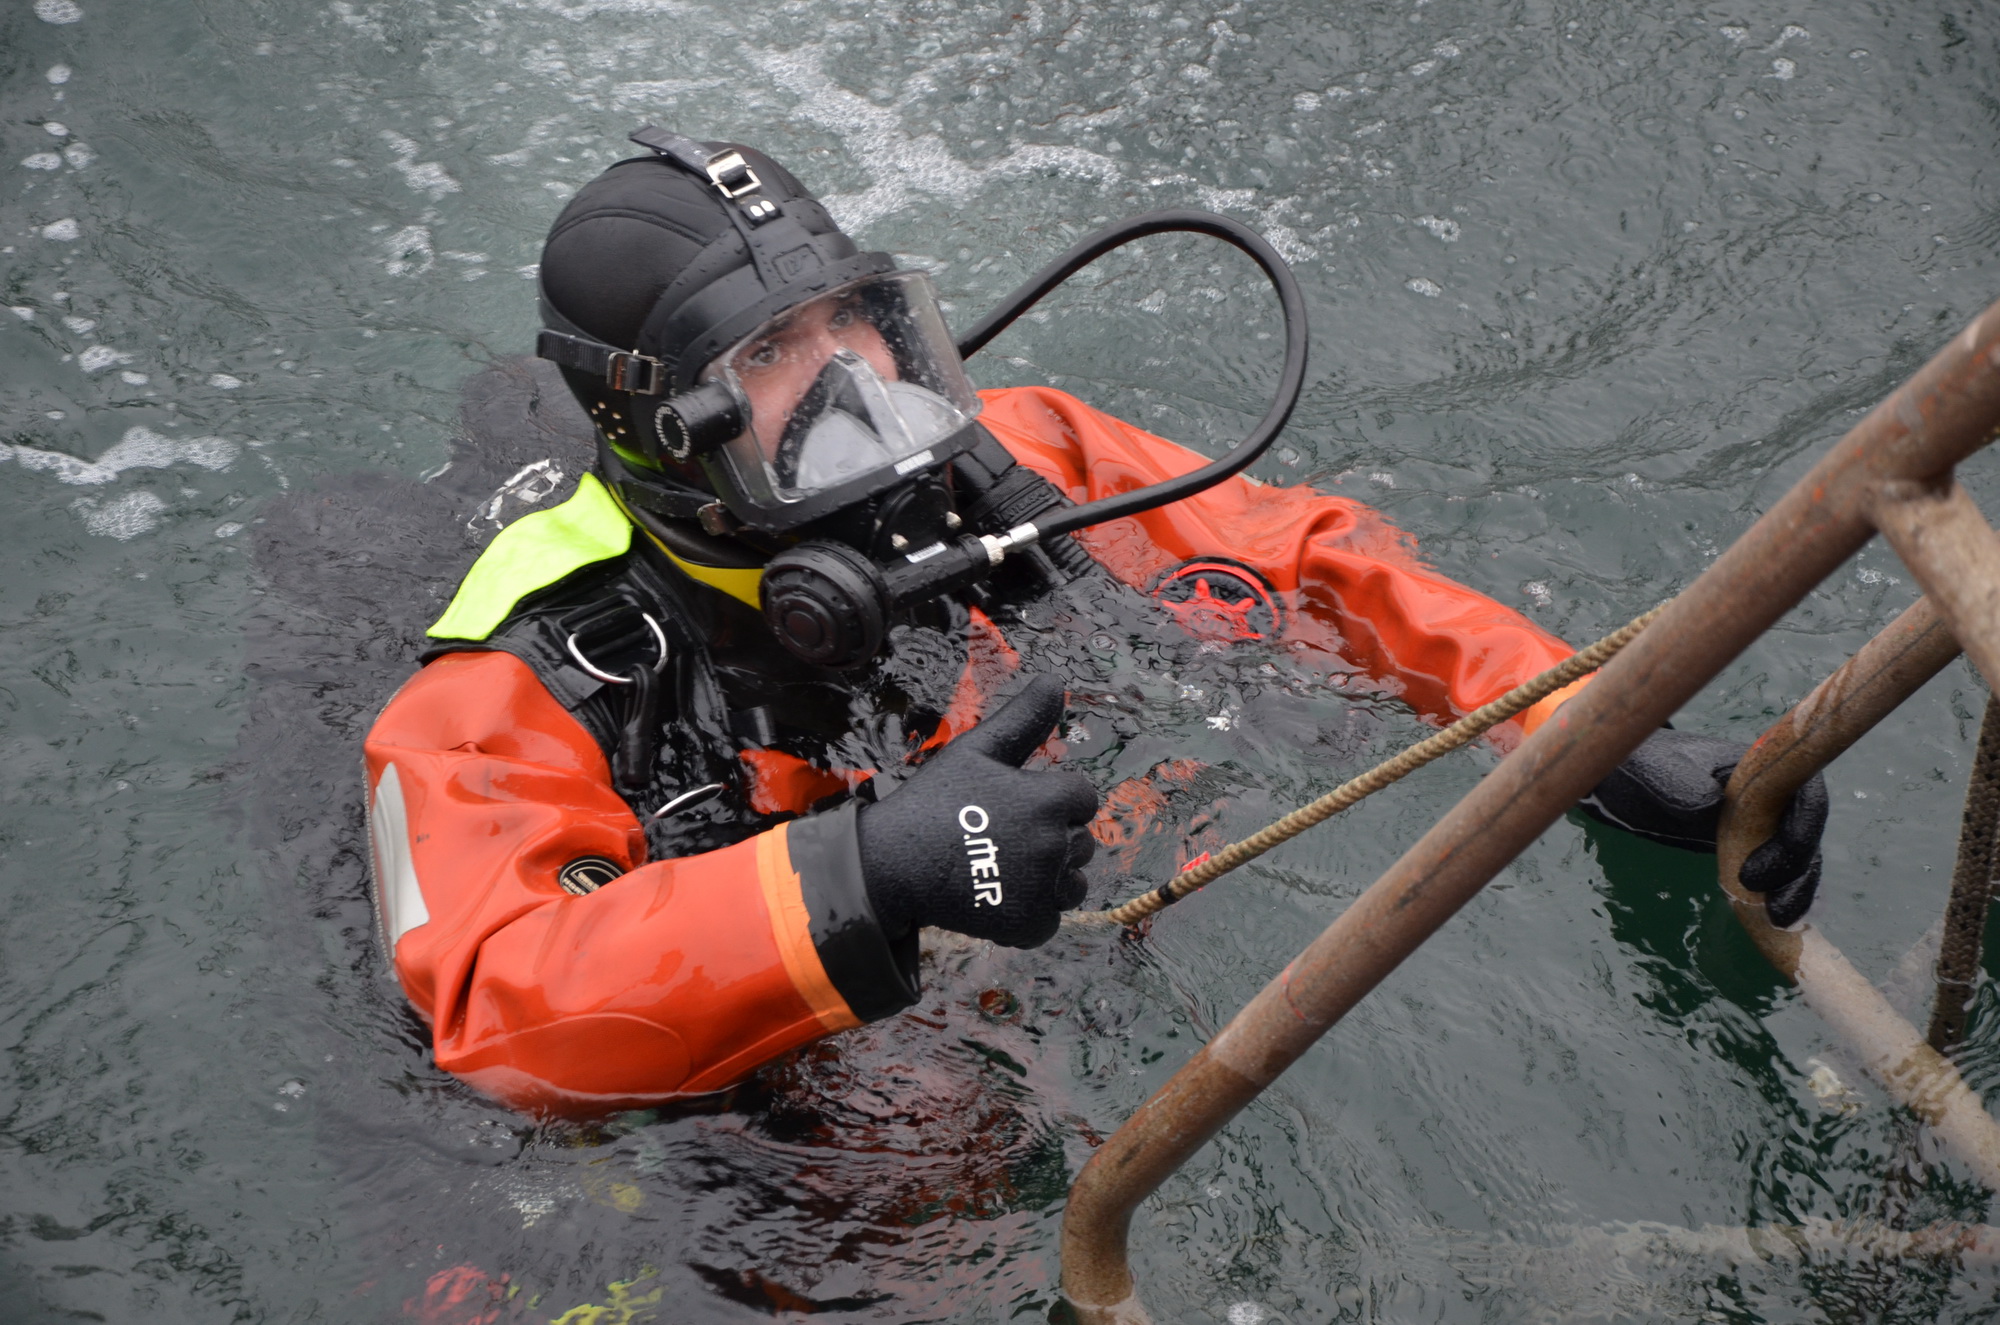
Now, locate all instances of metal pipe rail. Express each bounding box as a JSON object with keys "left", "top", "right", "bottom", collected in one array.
[
  {"left": 1060, "top": 299, "right": 2000, "bottom": 1323},
  {"left": 1712, "top": 600, "right": 2000, "bottom": 1188}
]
